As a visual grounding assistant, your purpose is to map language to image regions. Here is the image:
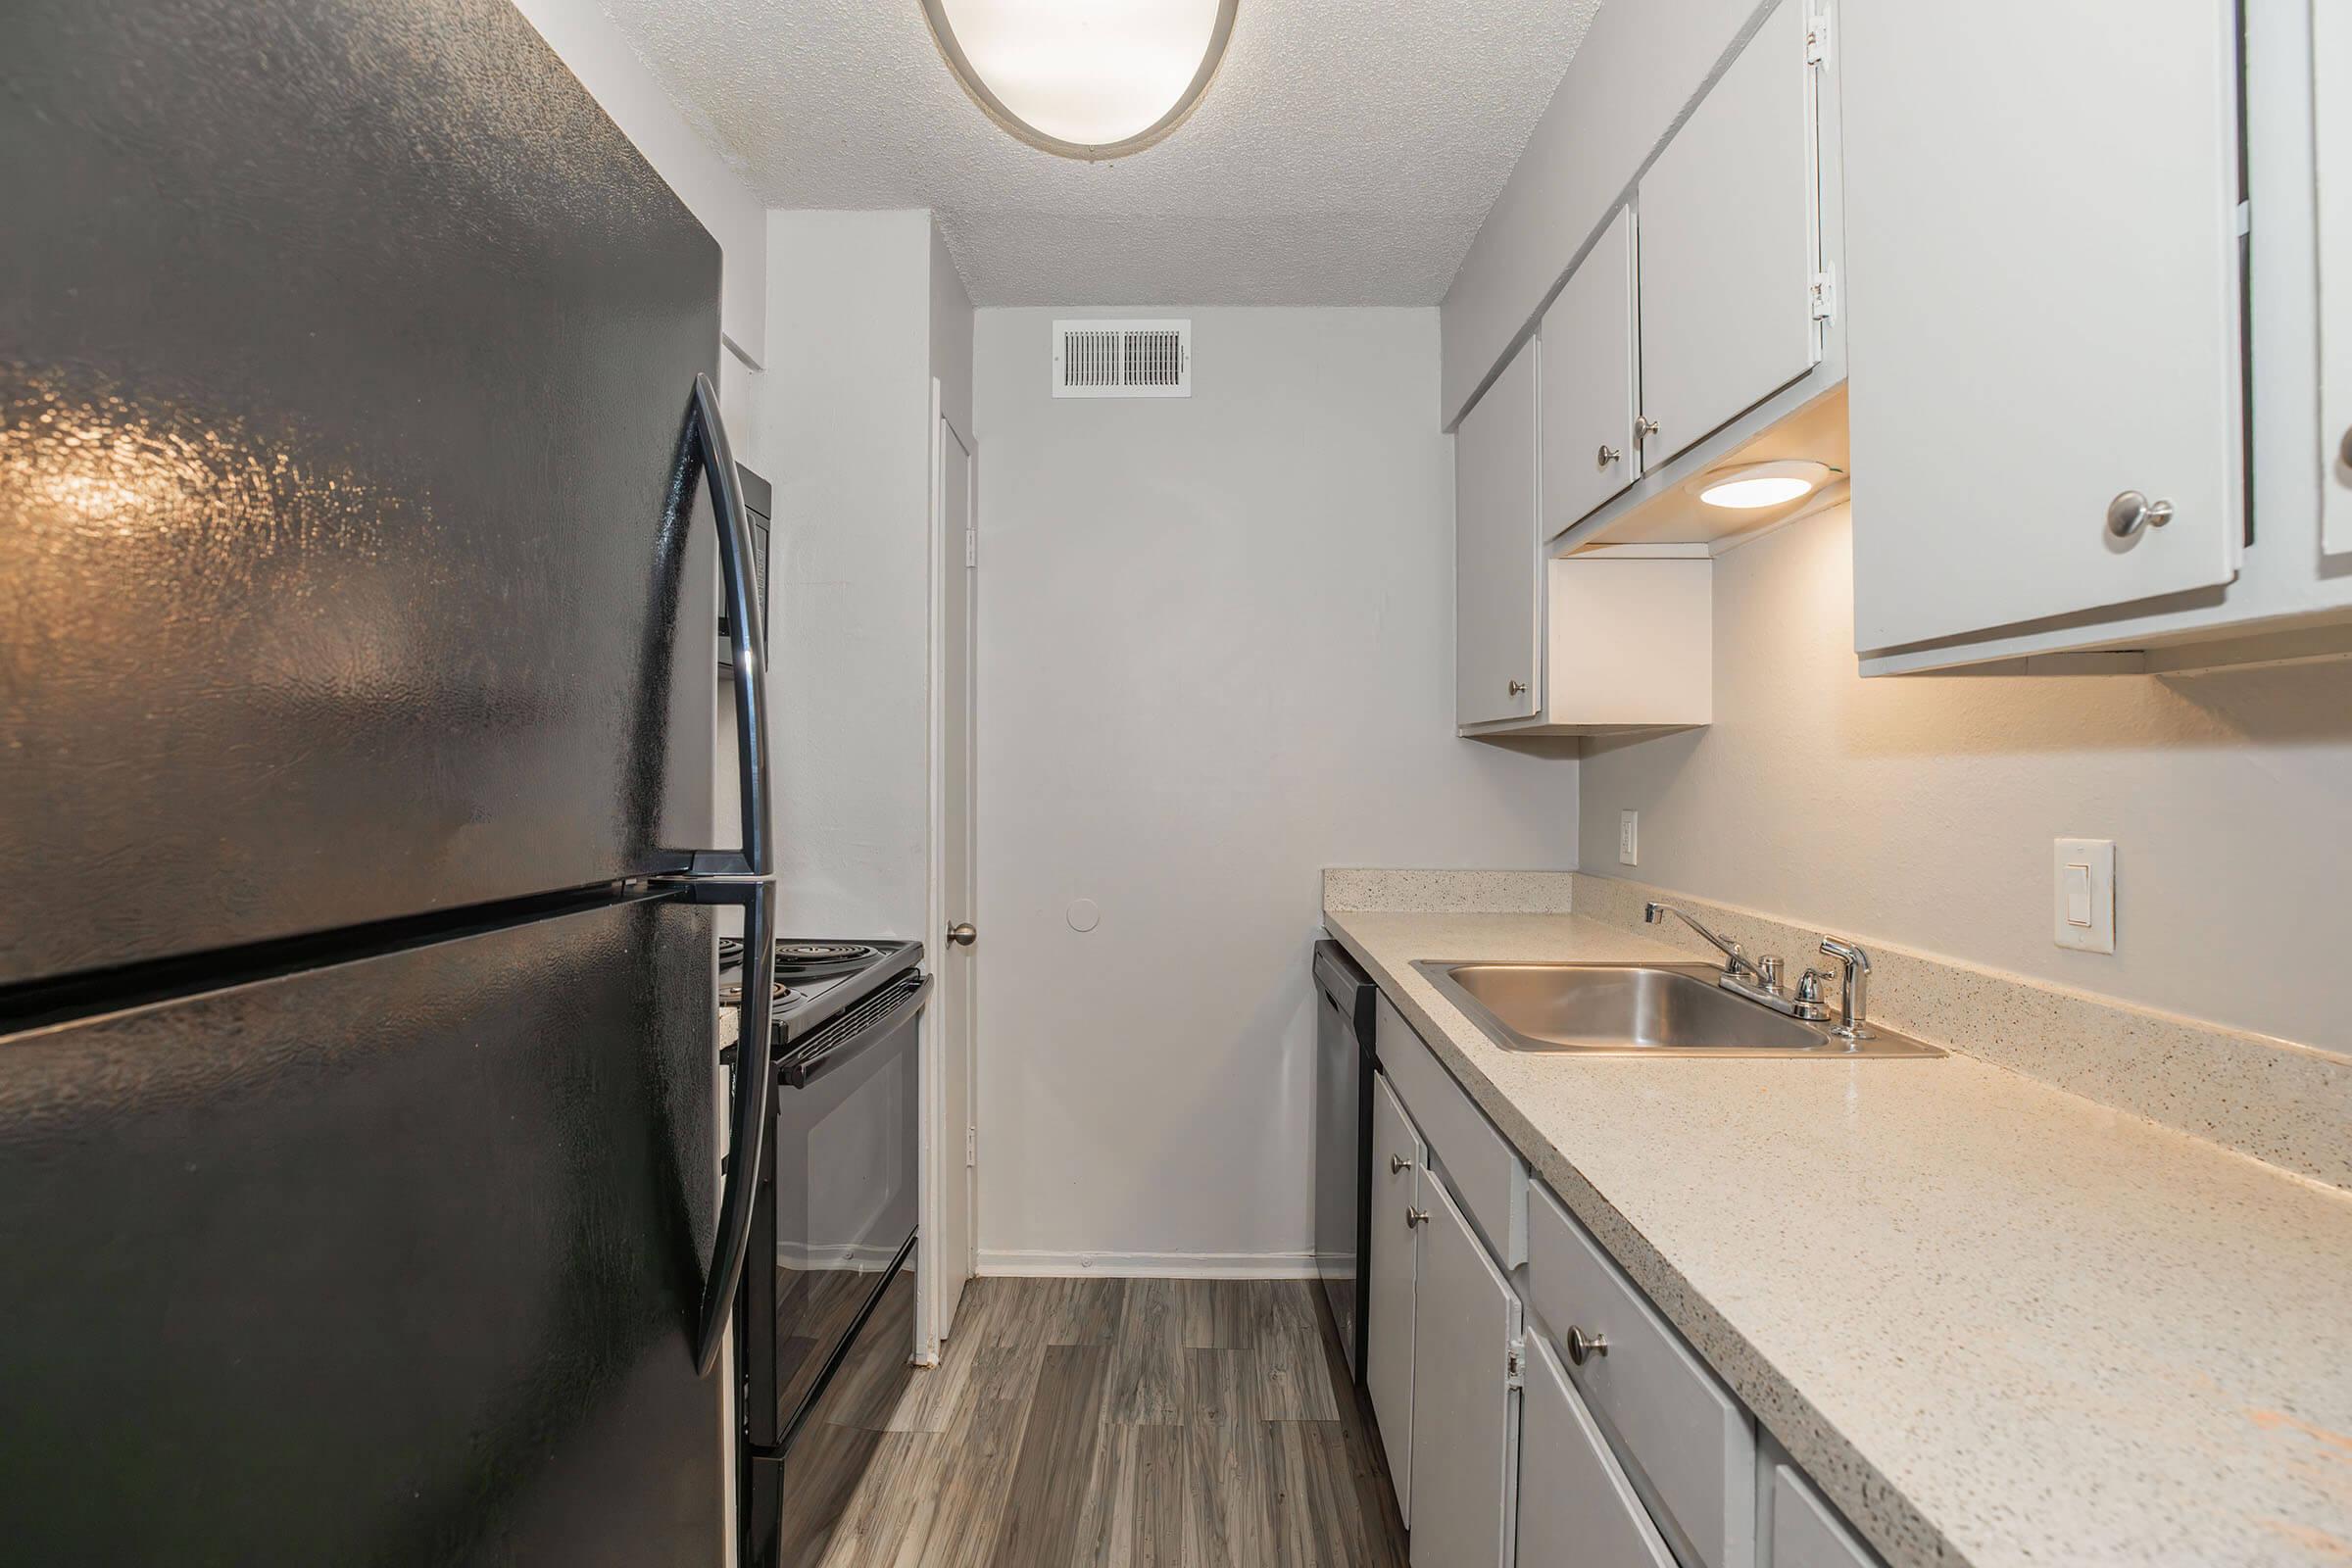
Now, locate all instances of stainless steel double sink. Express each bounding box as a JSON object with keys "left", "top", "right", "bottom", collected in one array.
[{"left": 1412, "top": 960, "right": 1943, "bottom": 1058}]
